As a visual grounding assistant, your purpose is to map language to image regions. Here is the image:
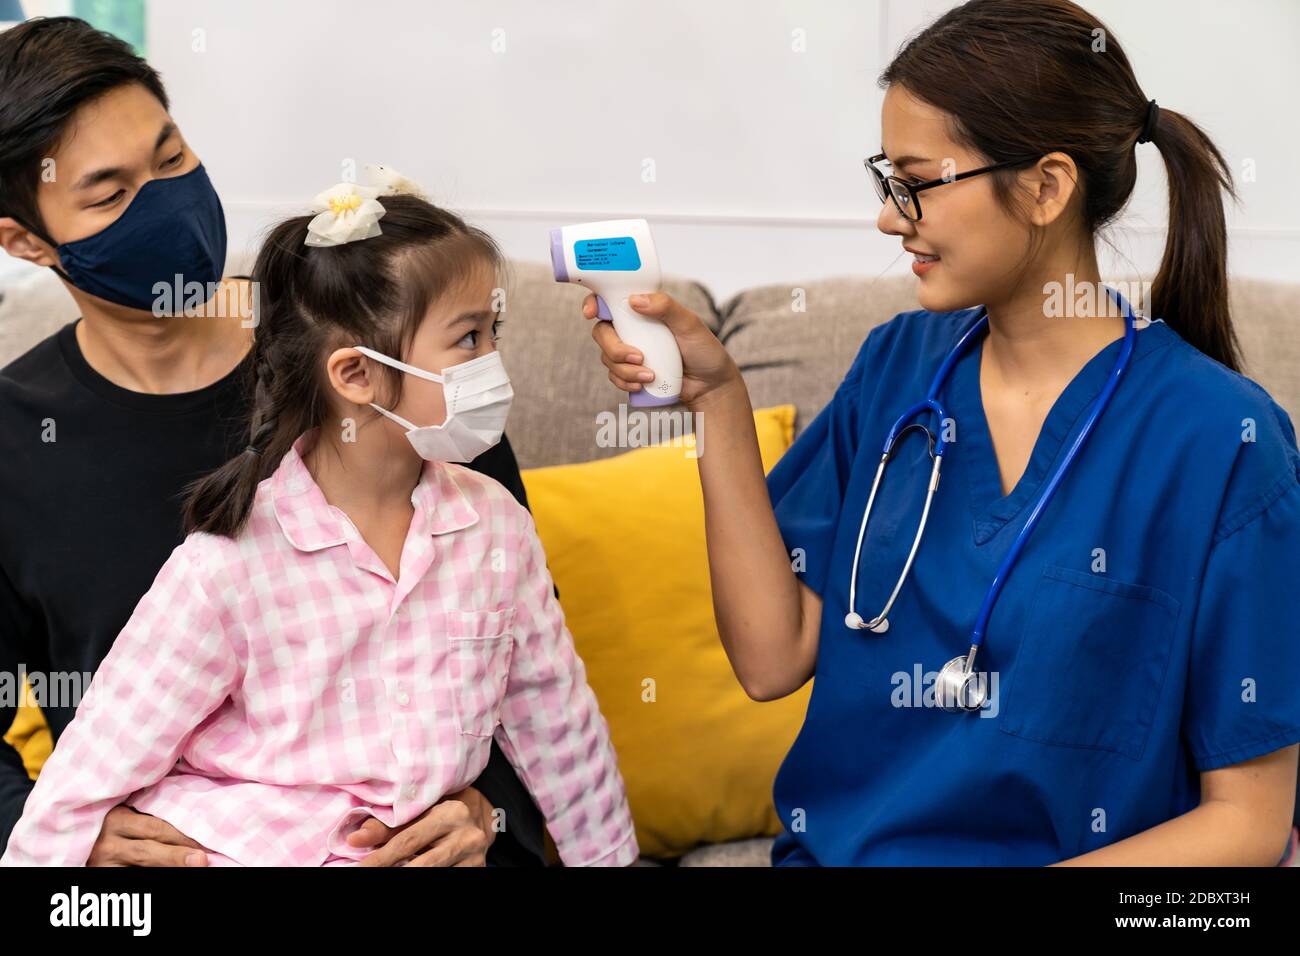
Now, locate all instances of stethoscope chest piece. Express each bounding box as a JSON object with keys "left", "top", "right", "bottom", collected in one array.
[{"left": 937, "top": 648, "right": 987, "bottom": 713}]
